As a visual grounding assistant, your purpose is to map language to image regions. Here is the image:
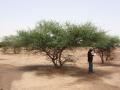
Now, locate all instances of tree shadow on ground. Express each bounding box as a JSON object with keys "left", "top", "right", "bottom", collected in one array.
[
  {"left": 0, "top": 64, "right": 23, "bottom": 90},
  {"left": 18, "top": 64, "right": 115, "bottom": 81},
  {"left": 95, "top": 62, "right": 120, "bottom": 68}
]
